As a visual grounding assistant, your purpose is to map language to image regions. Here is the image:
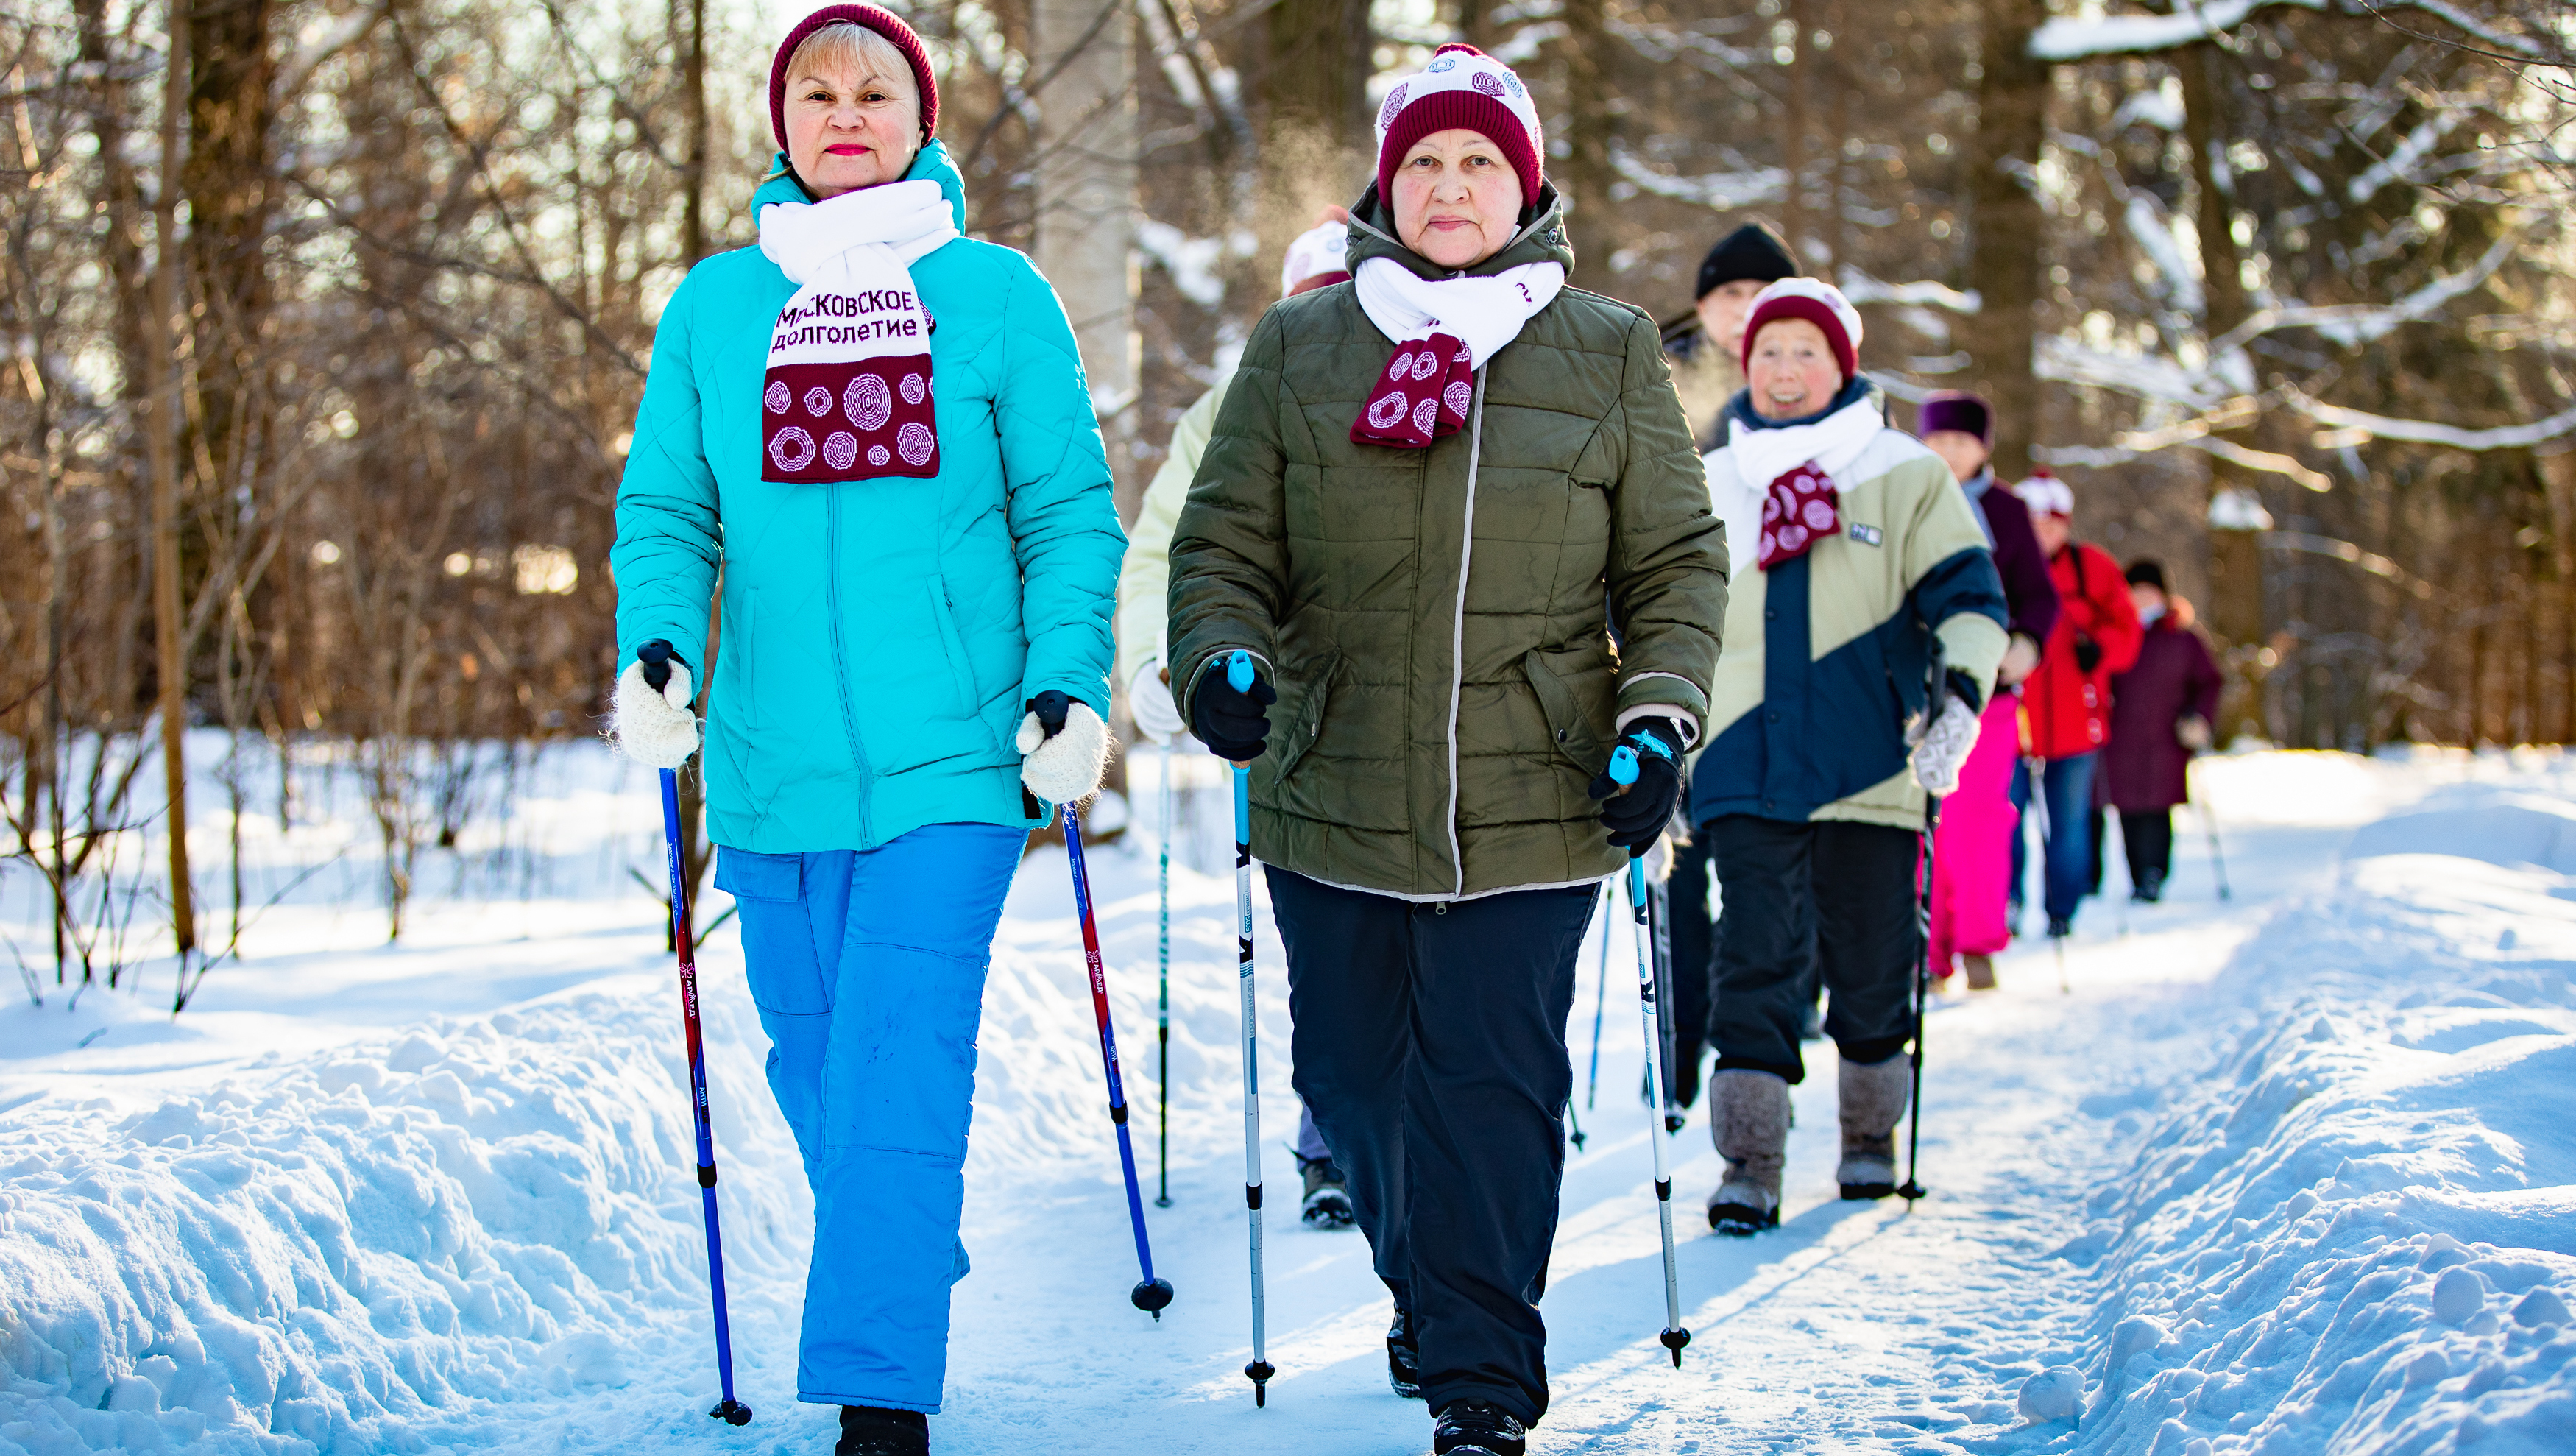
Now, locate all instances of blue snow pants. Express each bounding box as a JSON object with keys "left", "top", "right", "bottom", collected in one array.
[
  {"left": 2010, "top": 751, "right": 2098, "bottom": 925},
  {"left": 712, "top": 824, "right": 1024, "bottom": 1413}
]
